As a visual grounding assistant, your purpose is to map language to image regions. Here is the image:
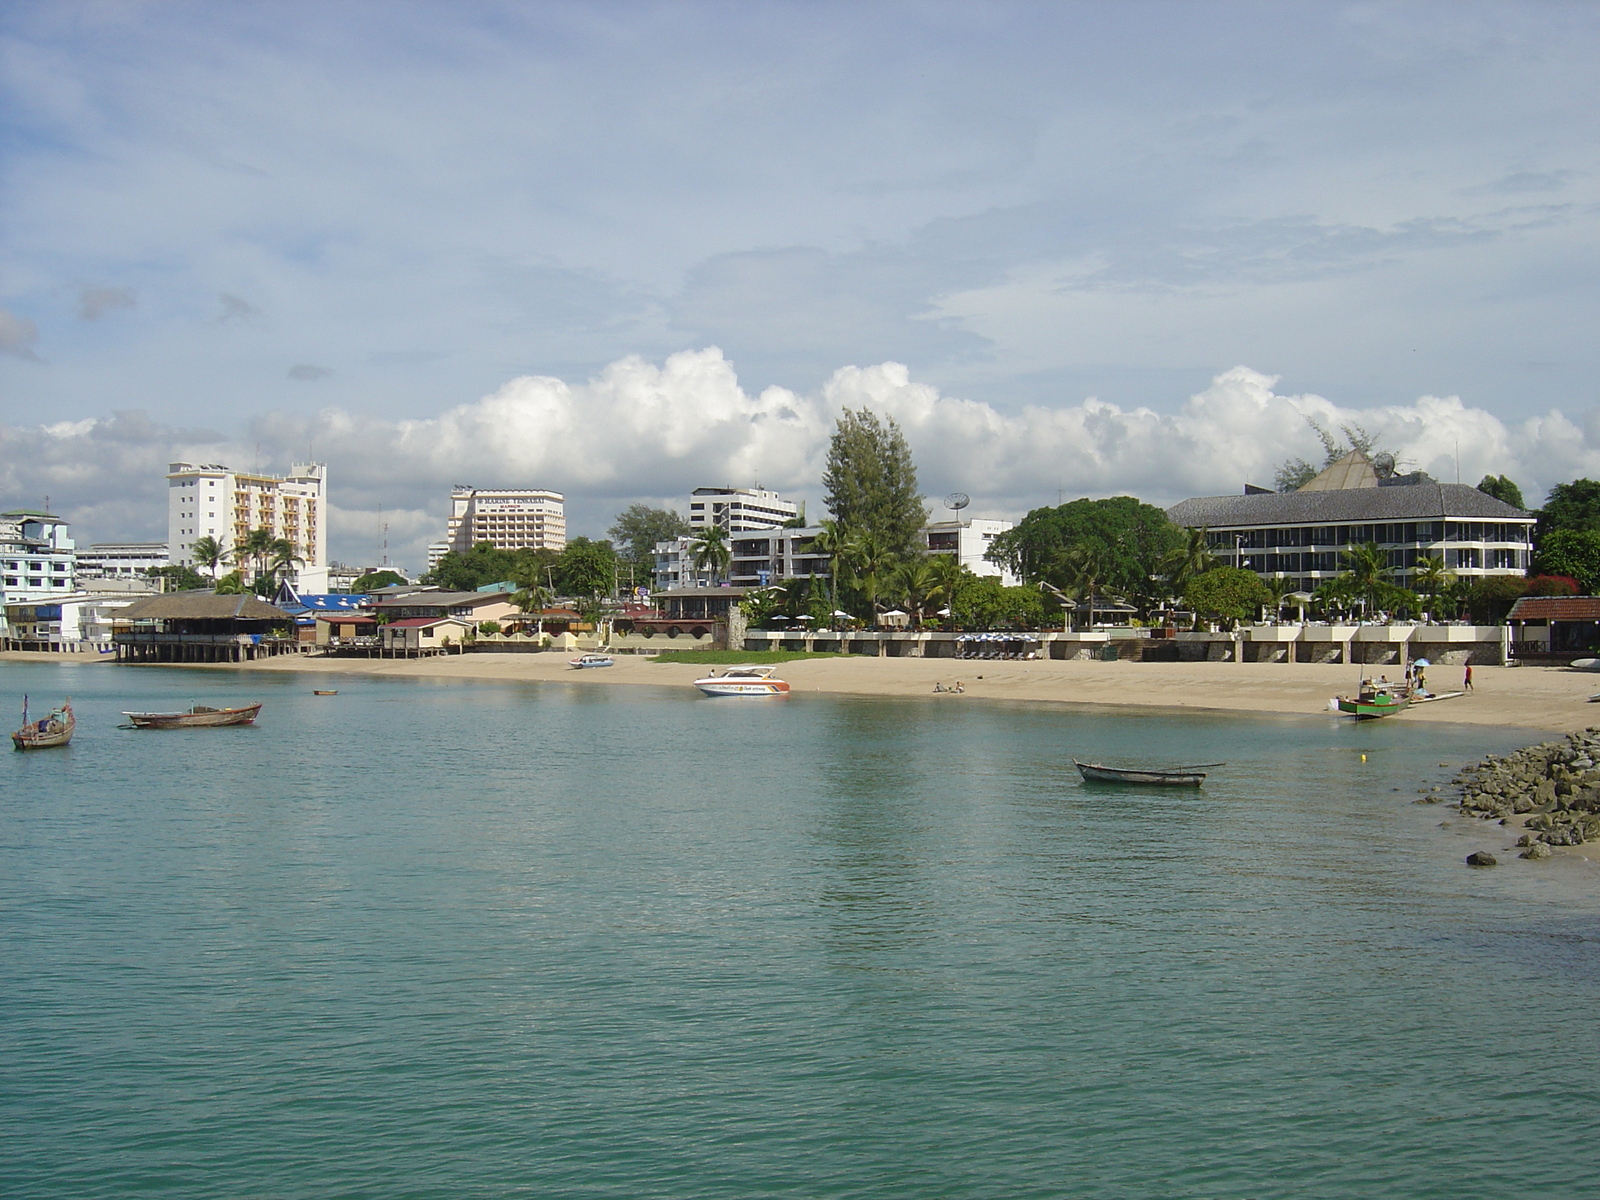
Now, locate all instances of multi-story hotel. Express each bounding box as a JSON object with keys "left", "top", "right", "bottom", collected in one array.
[
  {"left": 446, "top": 487, "right": 566, "bottom": 555},
  {"left": 686, "top": 486, "right": 799, "bottom": 533},
  {"left": 1167, "top": 451, "right": 1533, "bottom": 591},
  {"left": 166, "top": 462, "right": 328, "bottom": 591},
  {"left": 77, "top": 541, "right": 170, "bottom": 579},
  {"left": 654, "top": 516, "right": 1018, "bottom": 591},
  {"left": 1, "top": 510, "right": 76, "bottom": 602}
]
